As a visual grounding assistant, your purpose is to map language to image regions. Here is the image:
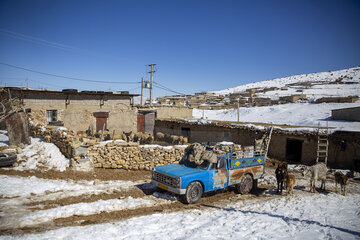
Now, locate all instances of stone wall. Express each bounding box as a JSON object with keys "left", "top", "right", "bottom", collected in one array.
[
  {"left": 10, "top": 89, "right": 138, "bottom": 133},
  {"left": 88, "top": 144, "right": 185, "bottom": 170},
  {"left": 30, "top": 123, "right": 74, "bottom": 158}
]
